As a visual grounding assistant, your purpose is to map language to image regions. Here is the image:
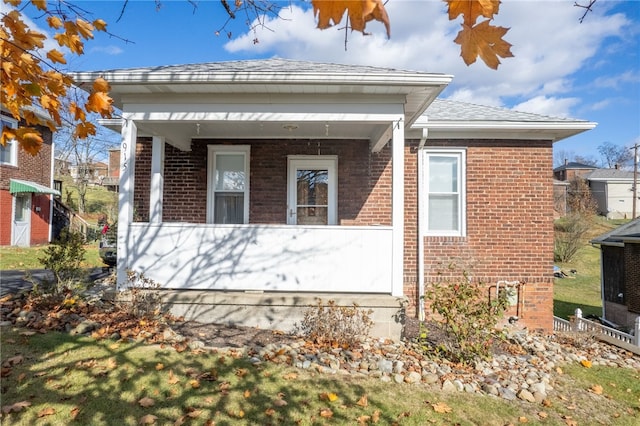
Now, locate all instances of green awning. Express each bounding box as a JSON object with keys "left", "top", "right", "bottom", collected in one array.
[{"left": 9, "top": 179, "right": 60, "bottom": 196}]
